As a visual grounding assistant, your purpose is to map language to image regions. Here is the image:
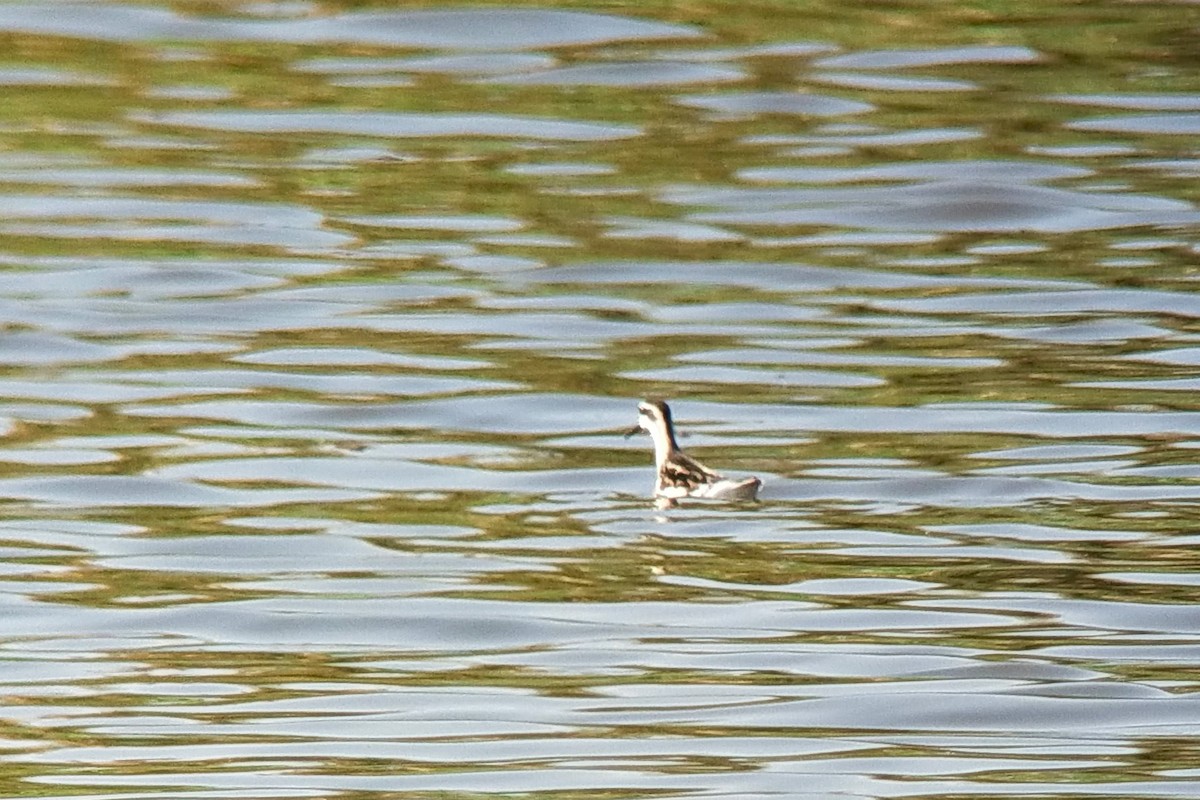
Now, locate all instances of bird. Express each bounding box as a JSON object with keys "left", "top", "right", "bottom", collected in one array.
[{"left": 624, "top": 399, "right": 761, "bottom": 504}]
